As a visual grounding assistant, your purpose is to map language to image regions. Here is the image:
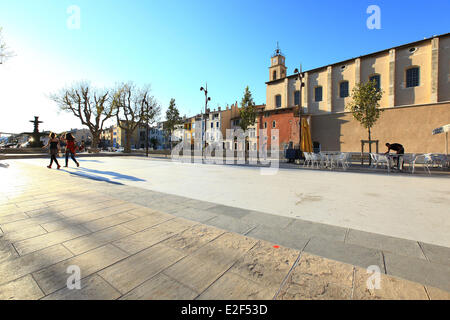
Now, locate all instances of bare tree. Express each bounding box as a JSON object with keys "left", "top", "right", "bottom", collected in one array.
[
  {"left": 0, "top": 27, "right": 14, "bottom": 64},
  {"left": 50, "top": 82, "right": 115, "bottom": 151},
  {"left": 112, "top": 82, "right": 160, "bottom": 153}
]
